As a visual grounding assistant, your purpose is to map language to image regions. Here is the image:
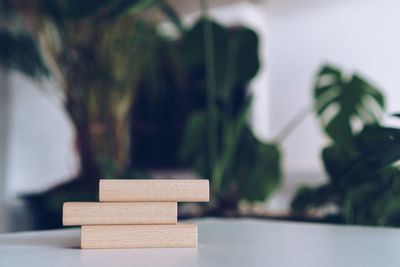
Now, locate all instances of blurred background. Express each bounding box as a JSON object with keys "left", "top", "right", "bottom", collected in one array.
[{"left": 1, "top": 0, "right": 400, "bottom": 232}]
